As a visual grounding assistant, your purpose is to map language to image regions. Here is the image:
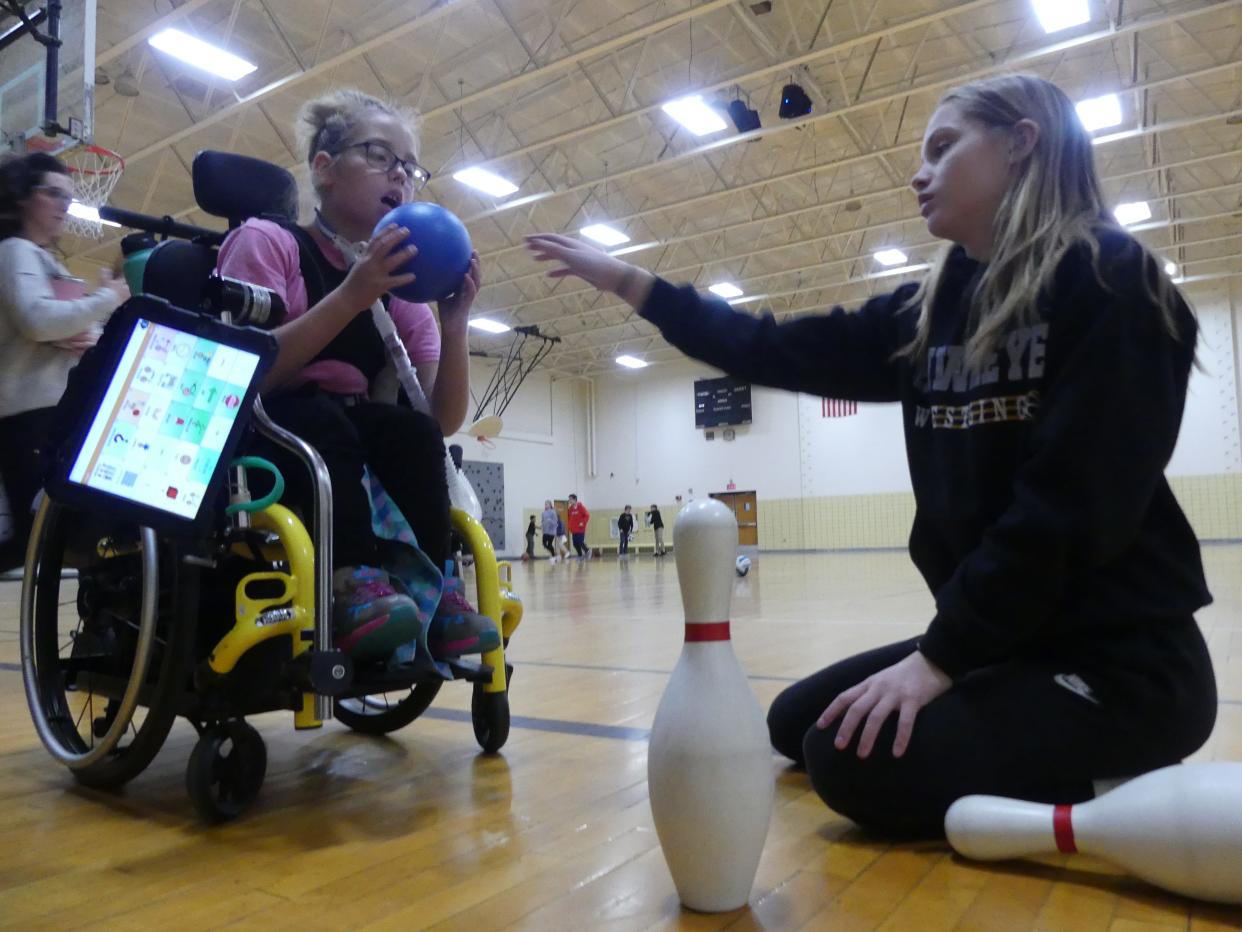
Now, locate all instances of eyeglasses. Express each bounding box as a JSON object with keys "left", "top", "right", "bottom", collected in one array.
[
  {"left": 342, "top": 140, "right": 431, "bottom": 192},
  {"left": 35, "top": 185, "right": 75, "bottom": 206}
]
